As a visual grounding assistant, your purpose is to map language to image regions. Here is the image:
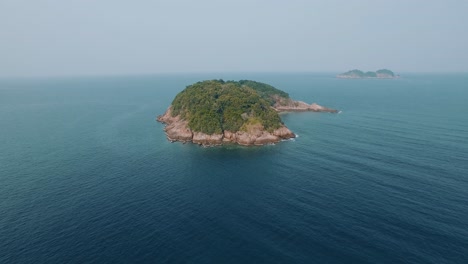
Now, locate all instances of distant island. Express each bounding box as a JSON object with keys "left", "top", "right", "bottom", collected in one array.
[
  {"left": 157, "top": 80, "right": 338, "bottom": 146},
  {"left": 337, "top": 69, "right": 398, "bottom": 79}
]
